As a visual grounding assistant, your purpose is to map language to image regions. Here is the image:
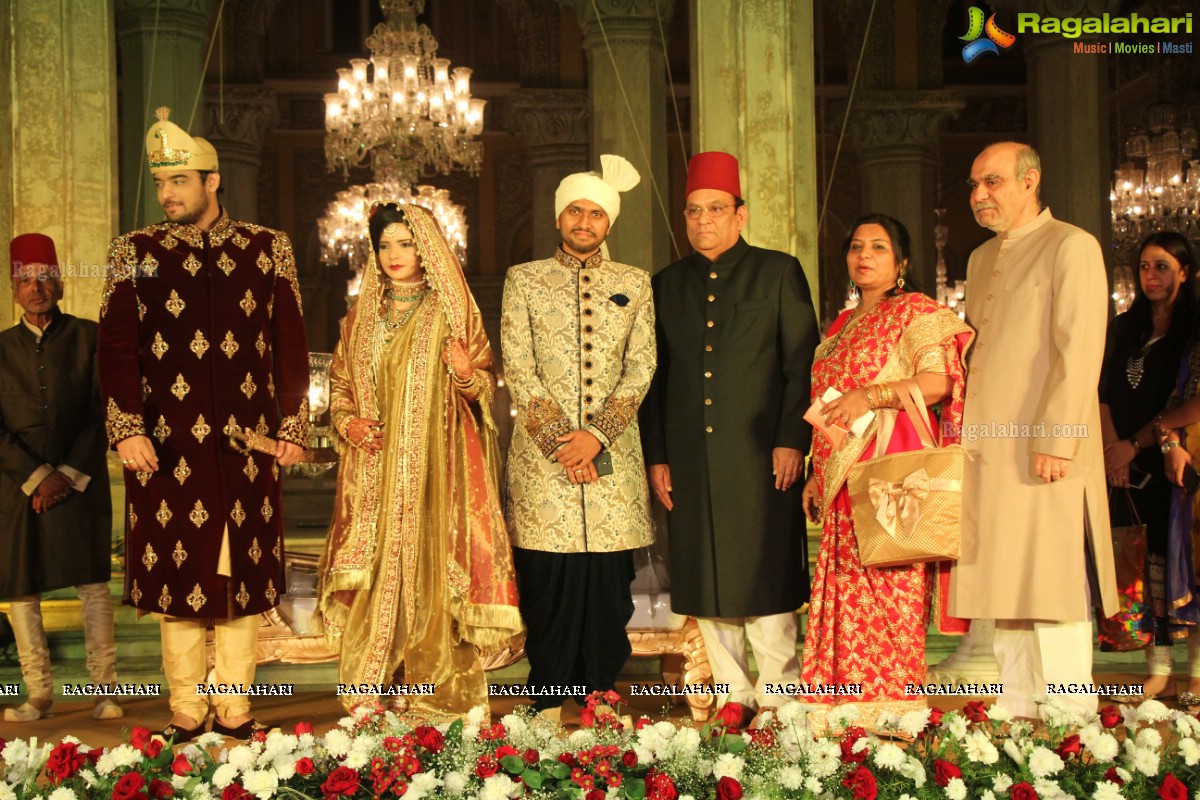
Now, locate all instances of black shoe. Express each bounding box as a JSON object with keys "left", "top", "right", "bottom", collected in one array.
[
  {"left": 153, "top": 720, "right": 205, "bottom": 745},
  {"left": 212, "top": 717, "right": 275, "bottom": 739}
]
